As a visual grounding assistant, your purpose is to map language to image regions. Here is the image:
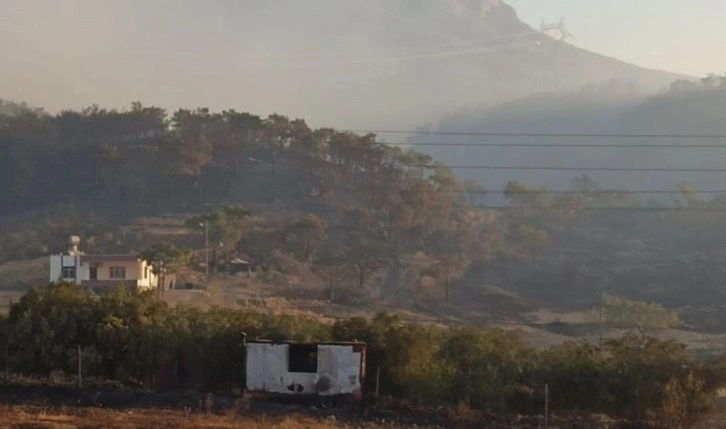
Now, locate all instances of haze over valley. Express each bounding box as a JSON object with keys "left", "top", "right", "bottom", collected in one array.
[
  {"left": 2, "top": 0, "right": 691, "bottom": 129},
  {"left": 4, "top": 3, "right": 726, "bottom": 426}
]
